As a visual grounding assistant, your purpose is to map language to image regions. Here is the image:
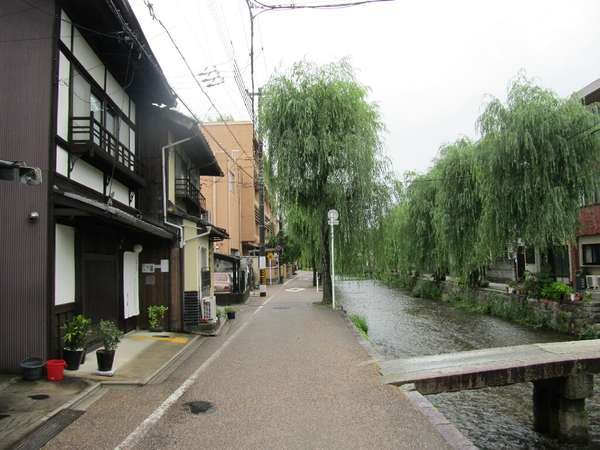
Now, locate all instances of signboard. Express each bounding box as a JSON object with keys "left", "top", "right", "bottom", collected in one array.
[
  {"left": 142, "top": 264, "right": 155, "bottom": 274},
  {"left": 160, "top": 259, "right": 169, "bottom": 273},
  {"left": 259, "top": 256, "right": 266, "bottom": 269}
]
